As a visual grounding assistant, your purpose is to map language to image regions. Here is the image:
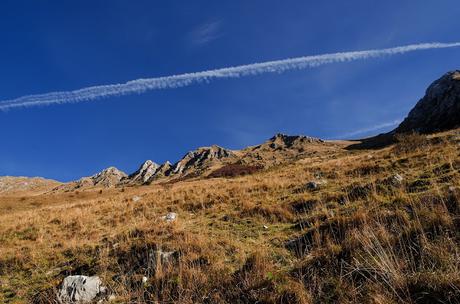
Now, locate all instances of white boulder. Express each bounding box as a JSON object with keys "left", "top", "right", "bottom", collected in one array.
[{"left": 57, "top": 275, "right": 107, "bottom": 303}]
